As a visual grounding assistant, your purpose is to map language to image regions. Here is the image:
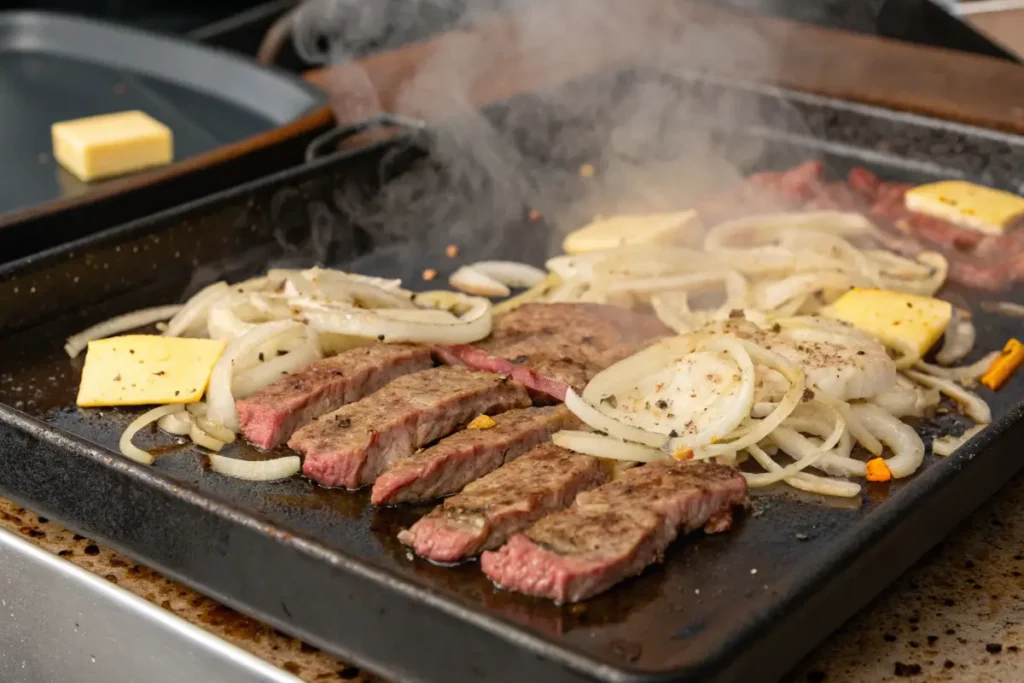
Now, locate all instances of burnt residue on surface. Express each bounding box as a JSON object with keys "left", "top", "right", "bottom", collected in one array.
[{"left": 0, "top": 69, "right": 1022, "bottom": 682}]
